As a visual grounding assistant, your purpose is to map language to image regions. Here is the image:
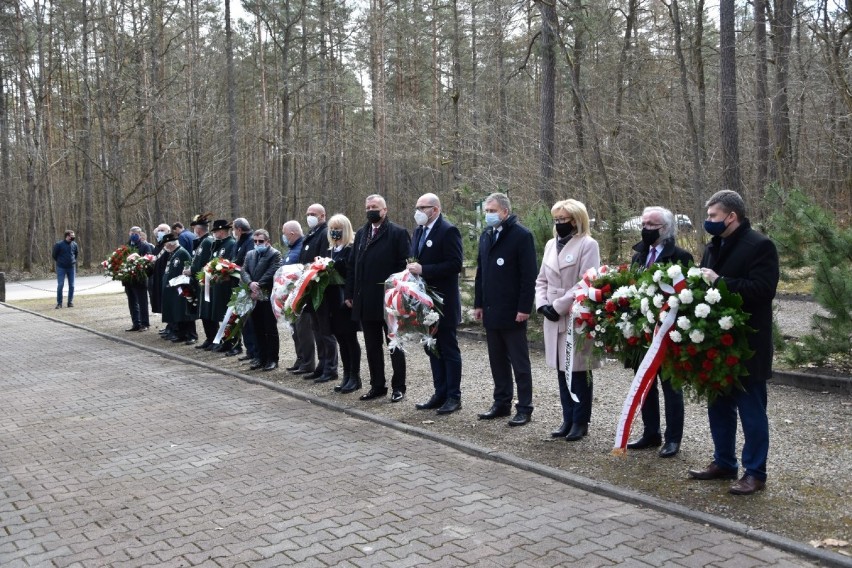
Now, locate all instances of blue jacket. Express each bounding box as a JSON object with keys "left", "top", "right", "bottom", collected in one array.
[
  {"left": 284, "top": 237, "right": 303, "bottom": 265},
  {"left": 474, "top": 214, "right": 538, "bottom": 329},
  {"left": 52, "top": 239, "right": 79, "bottom": 269},
  {"left": 178, "top": 229, "right": 195, "bottom": 252}
]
